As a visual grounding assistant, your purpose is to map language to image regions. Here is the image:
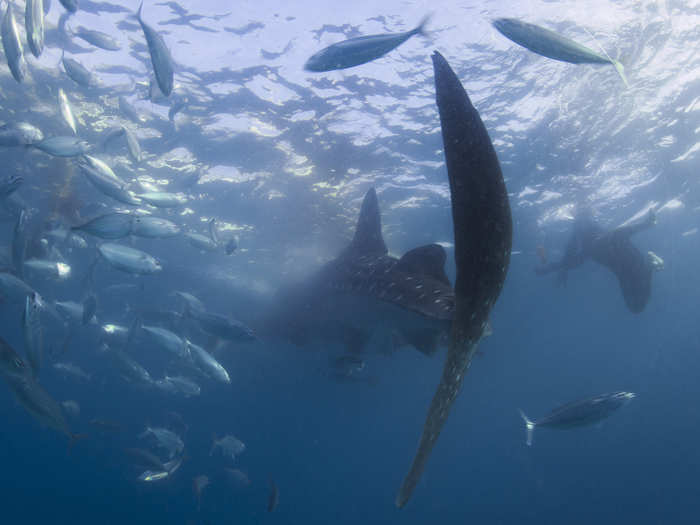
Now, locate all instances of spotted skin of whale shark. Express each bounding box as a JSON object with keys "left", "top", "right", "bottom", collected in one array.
[
  {"left": 262, "top": 187, "right": 457, "bottom": 357},
  {"left": 394, "top": 51, "right": 512, "bottom": 508}
]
